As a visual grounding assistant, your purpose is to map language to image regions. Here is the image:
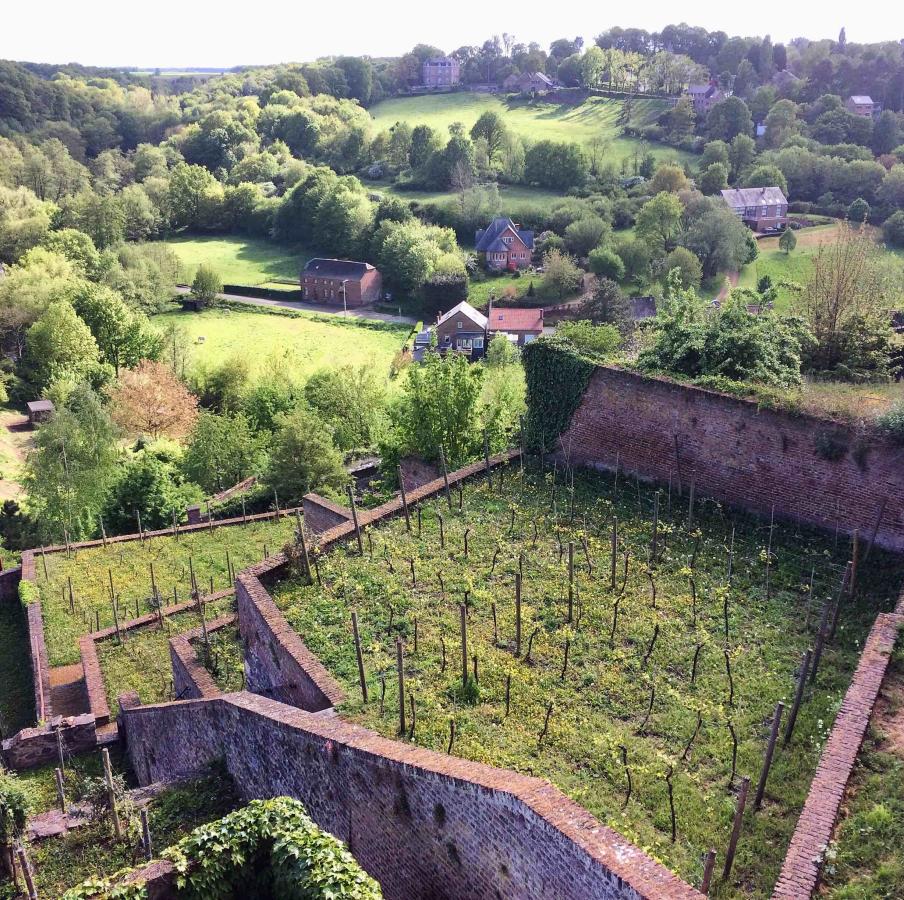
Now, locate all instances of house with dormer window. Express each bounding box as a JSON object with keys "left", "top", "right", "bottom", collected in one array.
[{"left": 475, "top": 218, "right": 535, "bottom": 271}]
